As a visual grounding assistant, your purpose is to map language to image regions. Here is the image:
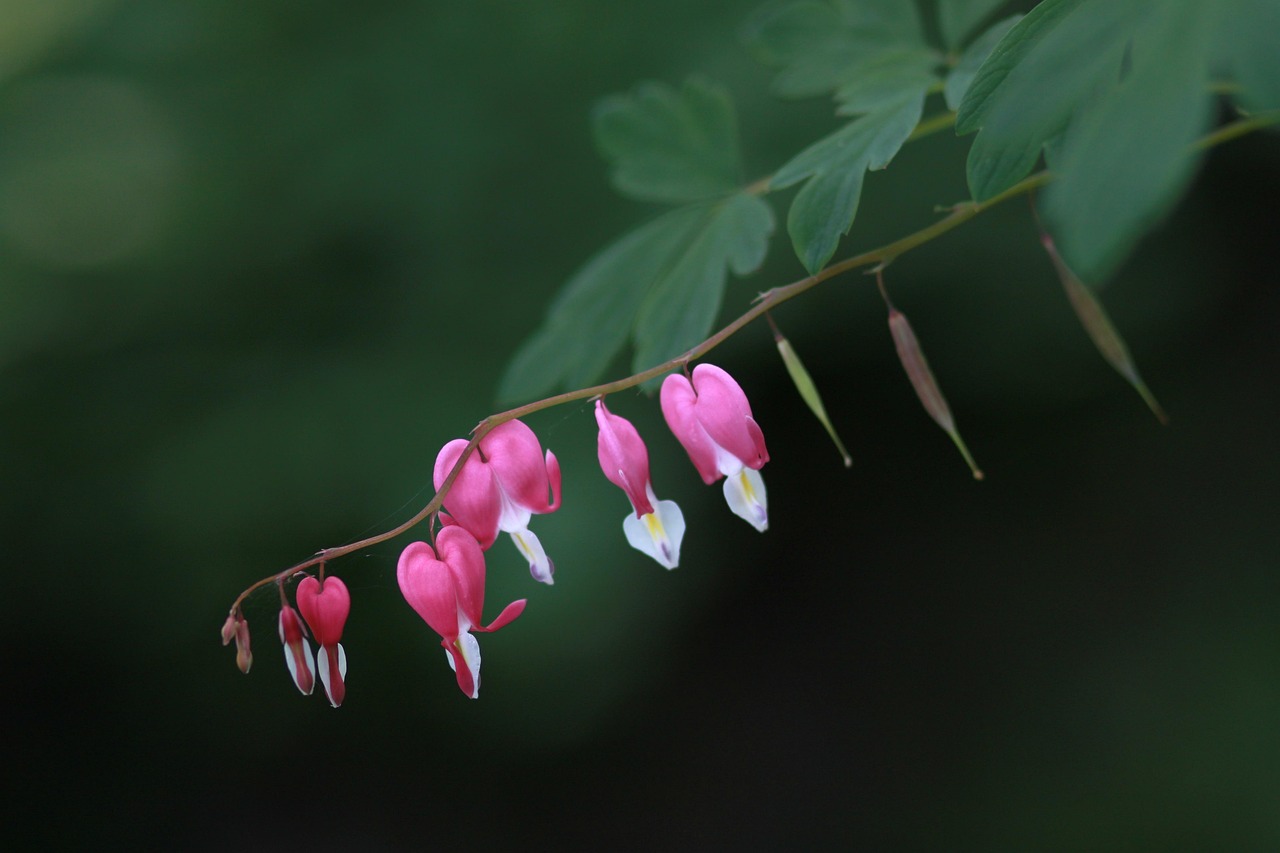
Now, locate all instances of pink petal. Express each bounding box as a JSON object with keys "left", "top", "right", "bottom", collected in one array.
[
  {"left": 595, "top": 400, "right": 655, "bottom": 515},
  {"left": 660, "top": 373, "right": 720, "bottom": 484},
  {"left": 477, "top": 597, "right": 526, "bottom": 633},
  {"left": 484, "top": 420, "right": 557, "bottom": 514},
  {"left": 692, "top": 364, "right": 769, "bottom": 470},
  {"left": 296, "top": 575, "right": 350, "bottom": 646},
  {"left": 435, "top": 526, "right": 488, "bottom": 630},
  {"left": 396, "top": 540, "right": 459, "bottom": 639},
  {"left": 434, "top": 439, "right": 502, "bottom": 549},
  {"left": 544, "top": 450, "right": 561, "bottom": 512}
]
